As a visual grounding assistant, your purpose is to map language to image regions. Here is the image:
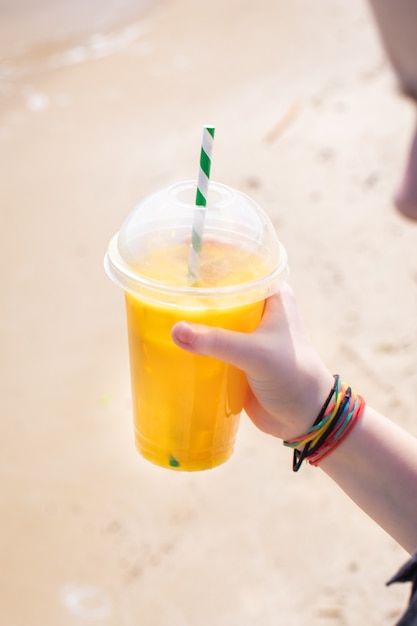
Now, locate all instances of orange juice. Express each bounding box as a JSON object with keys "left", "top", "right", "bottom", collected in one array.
[
  {"left": 124, "top": 240, "right": 268, "bottom": 471},
  {"left": 105, "top": 180, "right": 289, "bottom": 471}
]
